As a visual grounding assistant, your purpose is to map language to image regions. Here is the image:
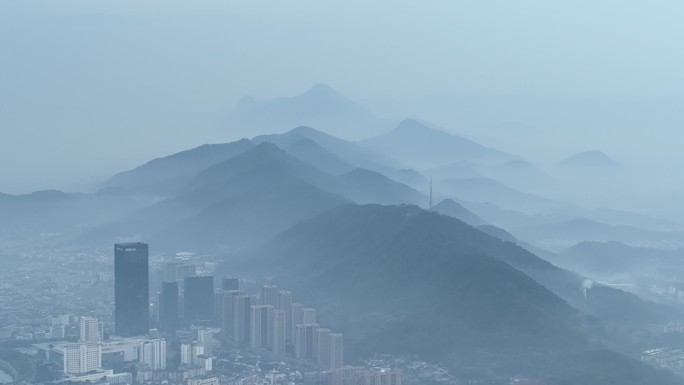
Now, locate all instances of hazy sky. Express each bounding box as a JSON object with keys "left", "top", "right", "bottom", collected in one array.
[{"left": 1, "top": 0, "right": 683, "bottom": 193}]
